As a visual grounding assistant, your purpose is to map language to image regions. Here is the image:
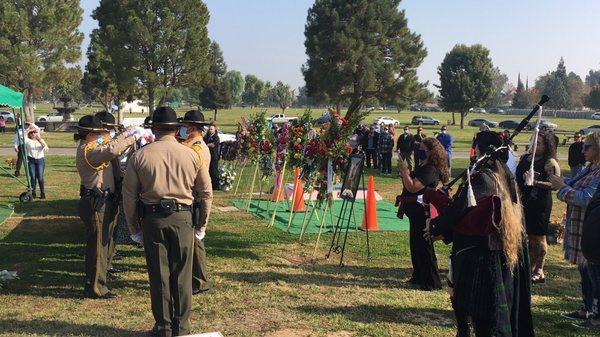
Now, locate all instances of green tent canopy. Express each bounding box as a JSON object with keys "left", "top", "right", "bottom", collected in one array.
[{"left": 0, "top": 84, "right": 23, "bottom": 109}]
